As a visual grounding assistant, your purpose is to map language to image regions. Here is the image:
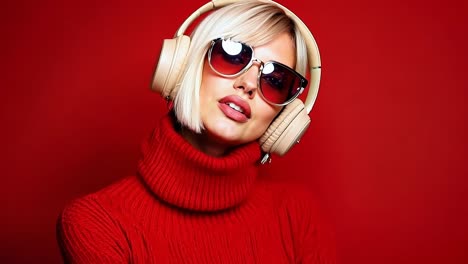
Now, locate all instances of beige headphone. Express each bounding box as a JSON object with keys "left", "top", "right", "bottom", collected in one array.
[{"left": 151, "top": 0, "right": 321, "bottom": 163}]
